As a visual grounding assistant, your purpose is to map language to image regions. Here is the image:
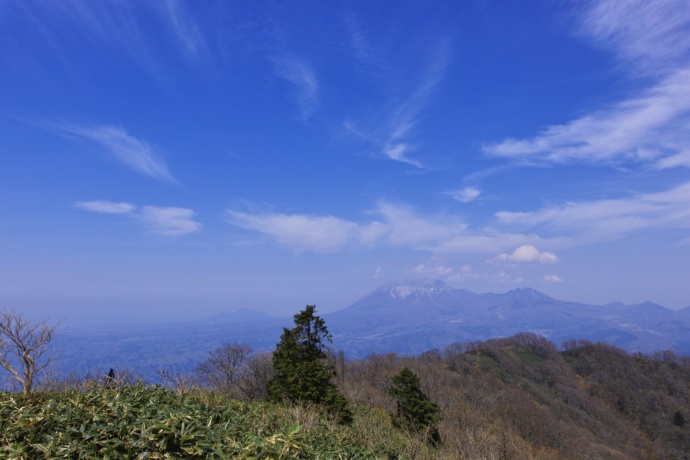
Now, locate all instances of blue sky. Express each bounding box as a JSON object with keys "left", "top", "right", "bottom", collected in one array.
[{"left": 2, "top": 0, "right": 690, "bottom": 323}]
